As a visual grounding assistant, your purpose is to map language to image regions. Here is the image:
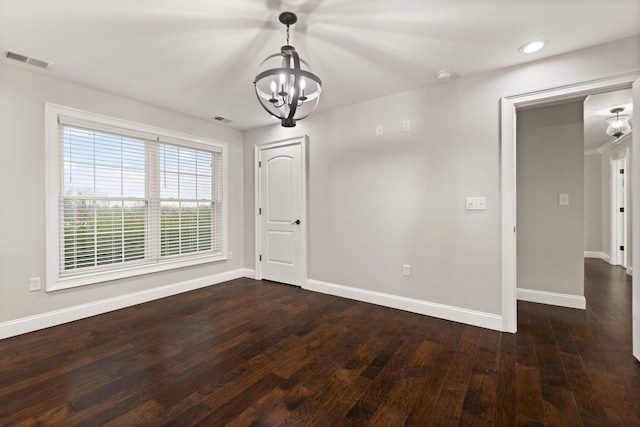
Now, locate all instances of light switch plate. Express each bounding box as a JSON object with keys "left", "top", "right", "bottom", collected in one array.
[
  {"left": 375, "top": 124, "right": 383, "bottom": 136},
  {"left": 466, "top": 197, "right": 487, "bottom": 210},
  {"left": 559, "top": 194, "right": 569, "bottom": 206},
  {"left": 402, "top": 264, "right": 411, "bottom": 277}
]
